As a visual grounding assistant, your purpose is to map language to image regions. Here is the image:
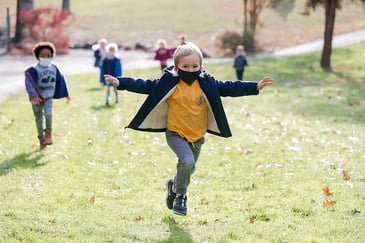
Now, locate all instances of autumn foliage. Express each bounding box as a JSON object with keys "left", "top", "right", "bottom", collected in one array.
[{"left": 17, "top": 7, "right": 74, "bottom": 54}]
